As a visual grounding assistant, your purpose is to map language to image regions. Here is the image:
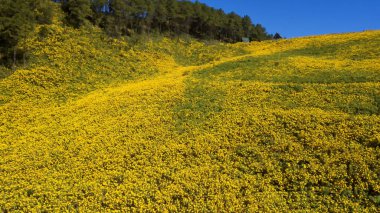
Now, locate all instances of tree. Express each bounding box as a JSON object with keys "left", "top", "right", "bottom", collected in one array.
[
  {"left": 0, "top": 0, "right": 54, "bottom": 67},
  {"left": 165, "top": 0, "right": 179, "bottom": 33},
  {"left": 141, "top": 0, "right": 155, "bottom": 35},
  {"left": 251, "top": 24, "right": 270, "bottom": 41},
  {"left": 177, "top": 1, "right": 193, "bottom": 35},
  {"left": 273, "top": 32, "right": 282, "bottom": 40},
  {"left": 226, "top": 12, "right": 243, "bottom": 42},
  {"left": 61, "top": 0, "right": 92, "bottom": 28},
  {"left": 101, "top": 0, "right": 127, "bottom": 37},
  {"left": 130, "top": 0, "right": 150, "bottom": 33},
  {"left": 33, "top": 0, "right": 54, "bottom": 24},
  {"left": 190, "top": 1, "right": 207, "bottom": 38},
  {"left": 241, "top": 15, "right": 253, "bottom": 38},
  {"left": 153, "top": 0, "right": 168, "bottom": 33},
  {"left": 90, "top": 0, "right": 109, "bottom": 25},
  {"left": 0, "top": 0, "right": 35, "bottom": 68},
  {"left": 214, "top": 9, "right": 227, "bottom": 41},
  {"left": 76, "top": 0, "right": 275, "bottom": 43}
]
